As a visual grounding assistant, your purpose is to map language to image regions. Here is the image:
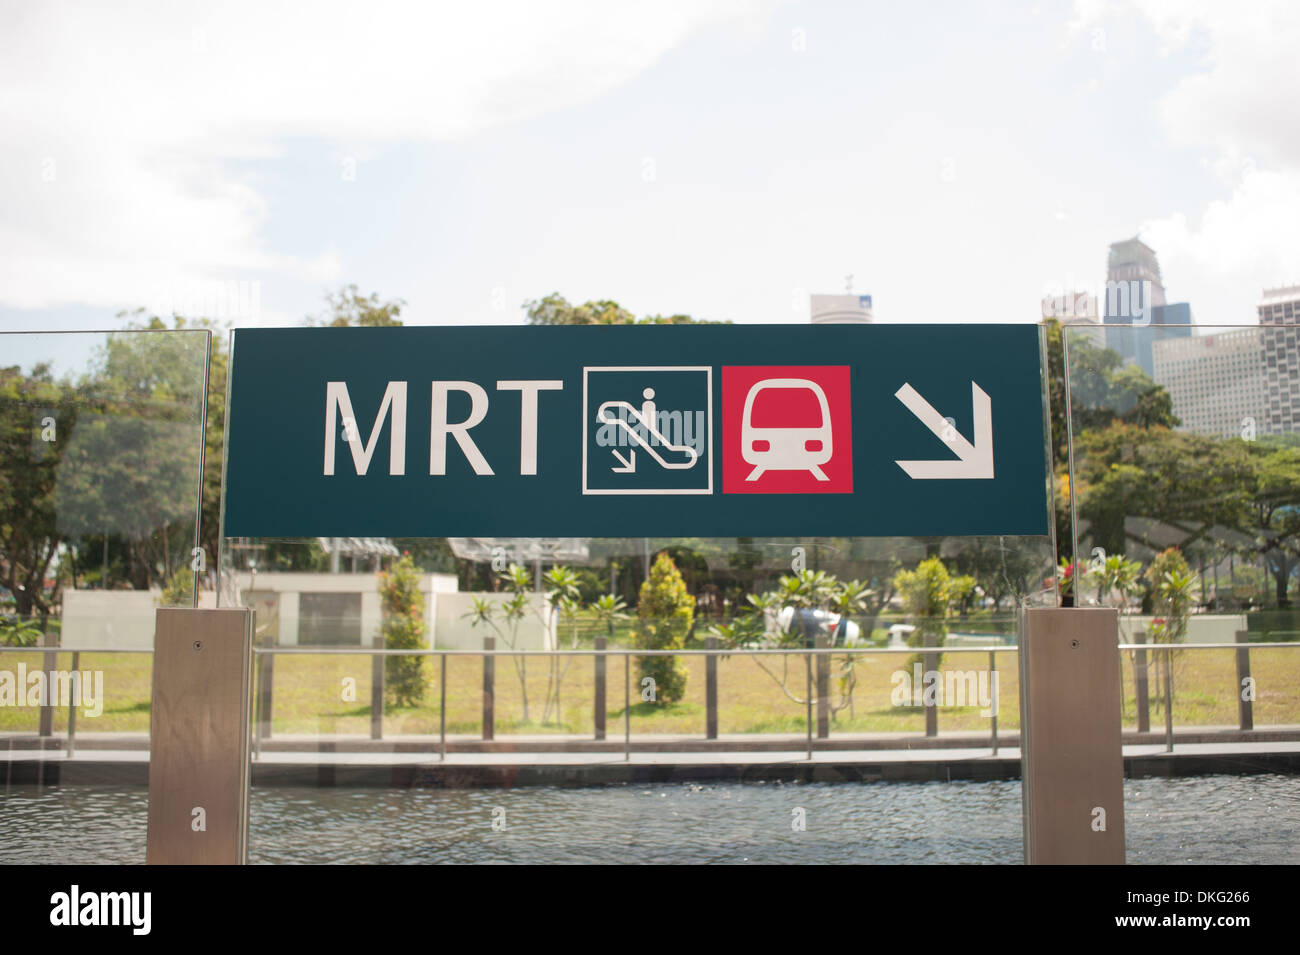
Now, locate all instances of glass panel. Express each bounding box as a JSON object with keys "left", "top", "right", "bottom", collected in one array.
[
  {"left": 0, "top": 328, "right": 210, "bottom": 864},
  {"left": 1065, "top": 323, "right": 1300, "bottom": 744}
]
